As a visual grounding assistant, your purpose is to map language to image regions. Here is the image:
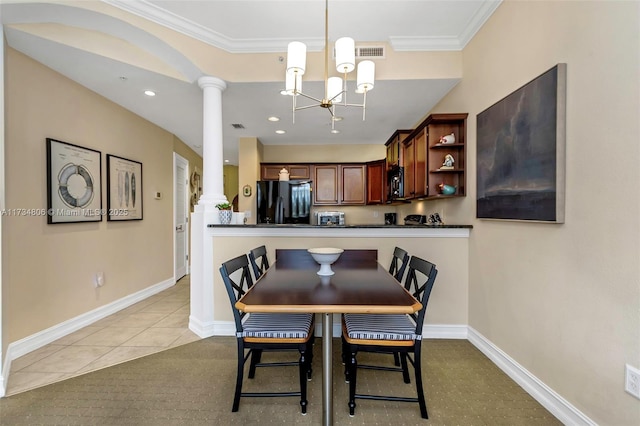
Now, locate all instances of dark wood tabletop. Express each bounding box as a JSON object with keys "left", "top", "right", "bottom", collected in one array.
[{"left": 236, "top": 249, "right": 421, "bottom": 314}]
